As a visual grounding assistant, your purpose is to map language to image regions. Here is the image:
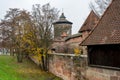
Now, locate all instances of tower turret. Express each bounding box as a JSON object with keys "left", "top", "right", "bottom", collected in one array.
[{"left": 53, "top": 13, "right": 73, "bottom": 39}]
